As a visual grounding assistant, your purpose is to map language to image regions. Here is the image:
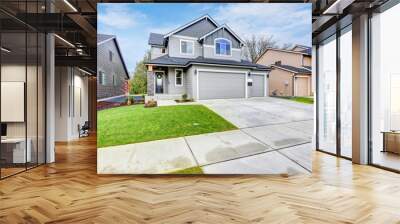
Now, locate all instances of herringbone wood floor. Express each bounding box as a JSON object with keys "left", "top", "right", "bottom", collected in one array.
[{"left": 1, "top": 135, "right": 400, "bottom": 224}]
